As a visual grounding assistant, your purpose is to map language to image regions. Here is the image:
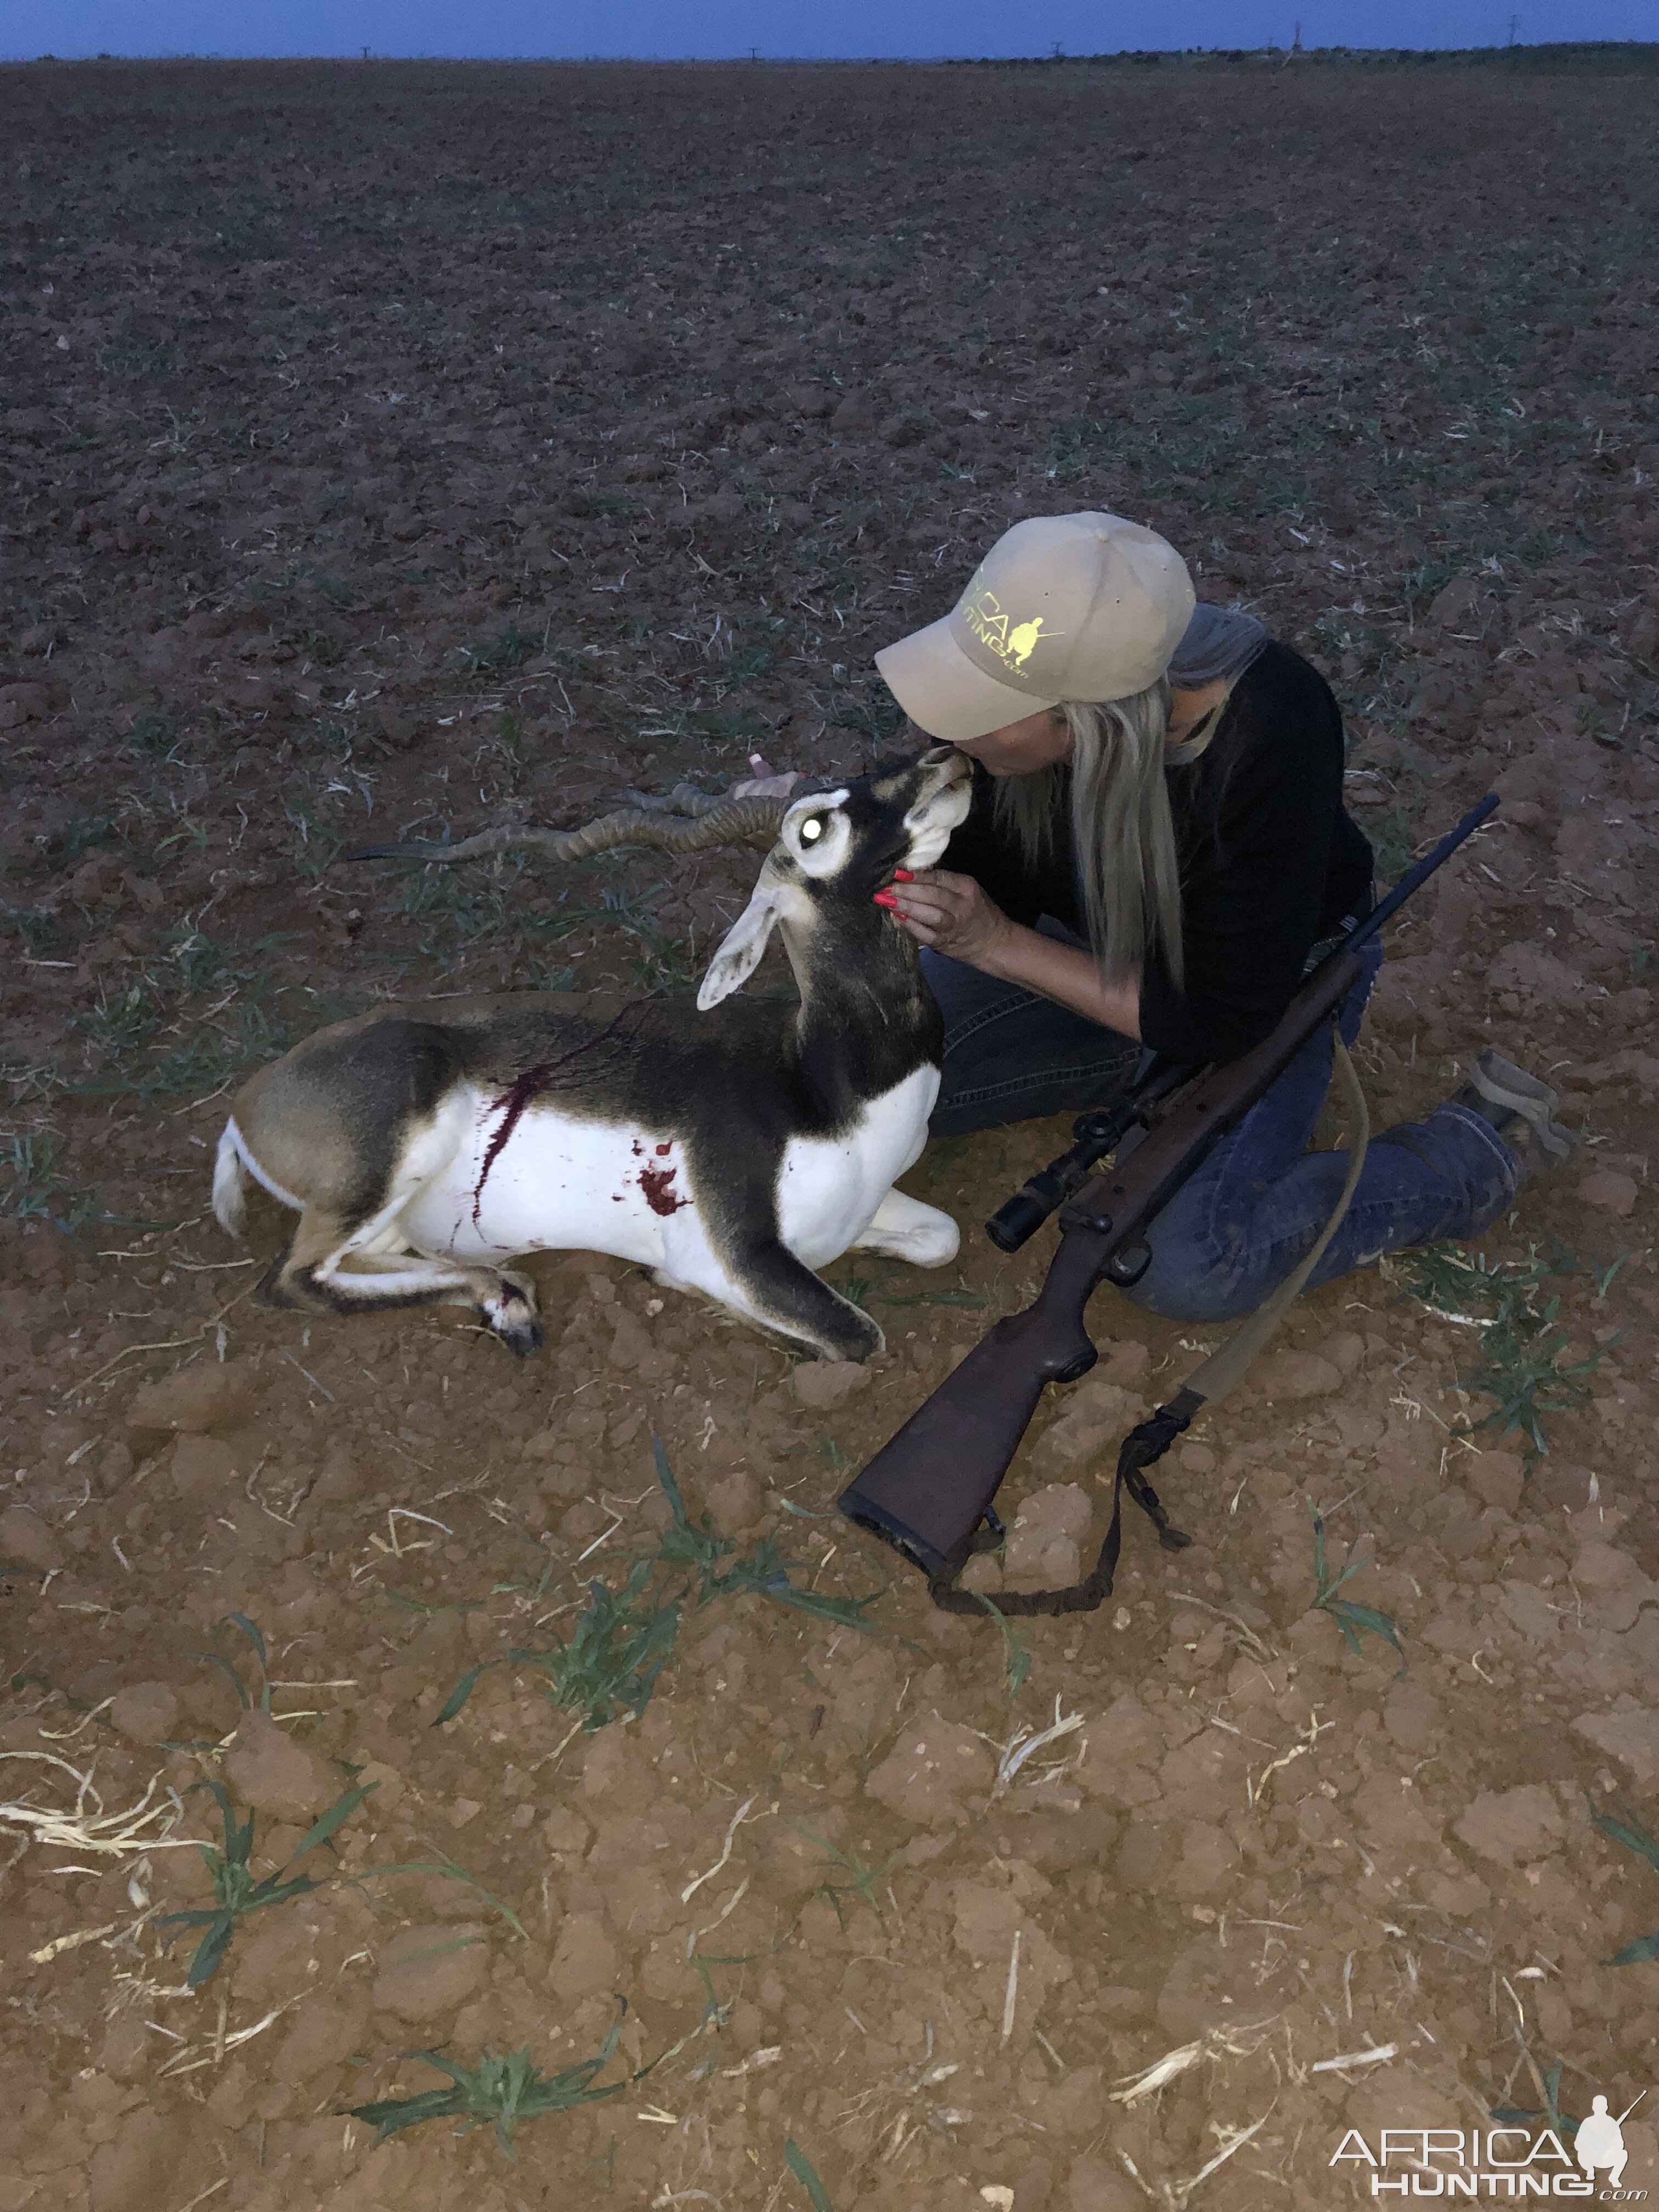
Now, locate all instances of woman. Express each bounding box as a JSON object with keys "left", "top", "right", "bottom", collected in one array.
[{"left": 764, "top": 511, "right": 1572, "bottom": 1324}]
